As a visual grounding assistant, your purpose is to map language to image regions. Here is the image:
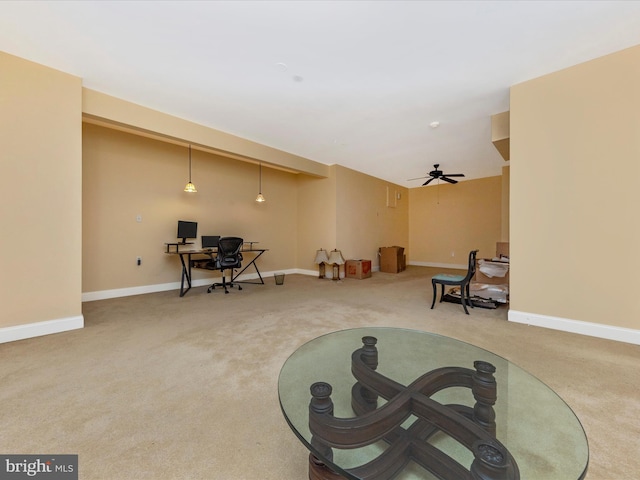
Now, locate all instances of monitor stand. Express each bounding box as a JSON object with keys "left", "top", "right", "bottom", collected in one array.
[{"left": 165, "top": 242, "right": 194, "bottom": 253}]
